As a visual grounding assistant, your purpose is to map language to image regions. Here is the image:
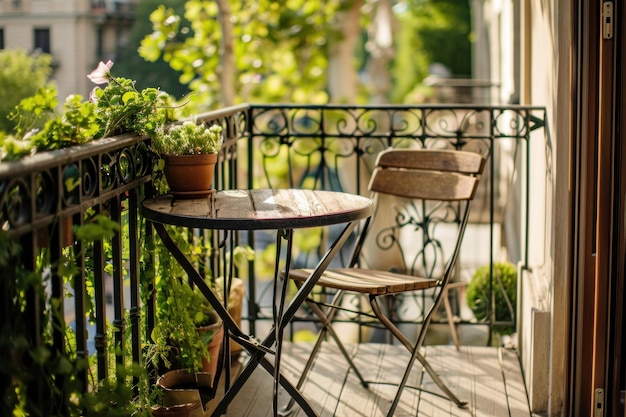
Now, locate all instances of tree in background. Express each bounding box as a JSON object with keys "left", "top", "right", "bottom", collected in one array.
[
  {"left": 139, "top": 0, "right": 351, "bottom": 111},
  {"left": 0, "top": 49, "right": 53, "bottom": 133},
  {"left": 114, "top": 0, "right": 191, "bottom": 100},
  {"left": 391, "top": 0, "right": 472, "bottom": 103},
  {"left": 134, "top": 0, "right": 471, "bottom": 109}
]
